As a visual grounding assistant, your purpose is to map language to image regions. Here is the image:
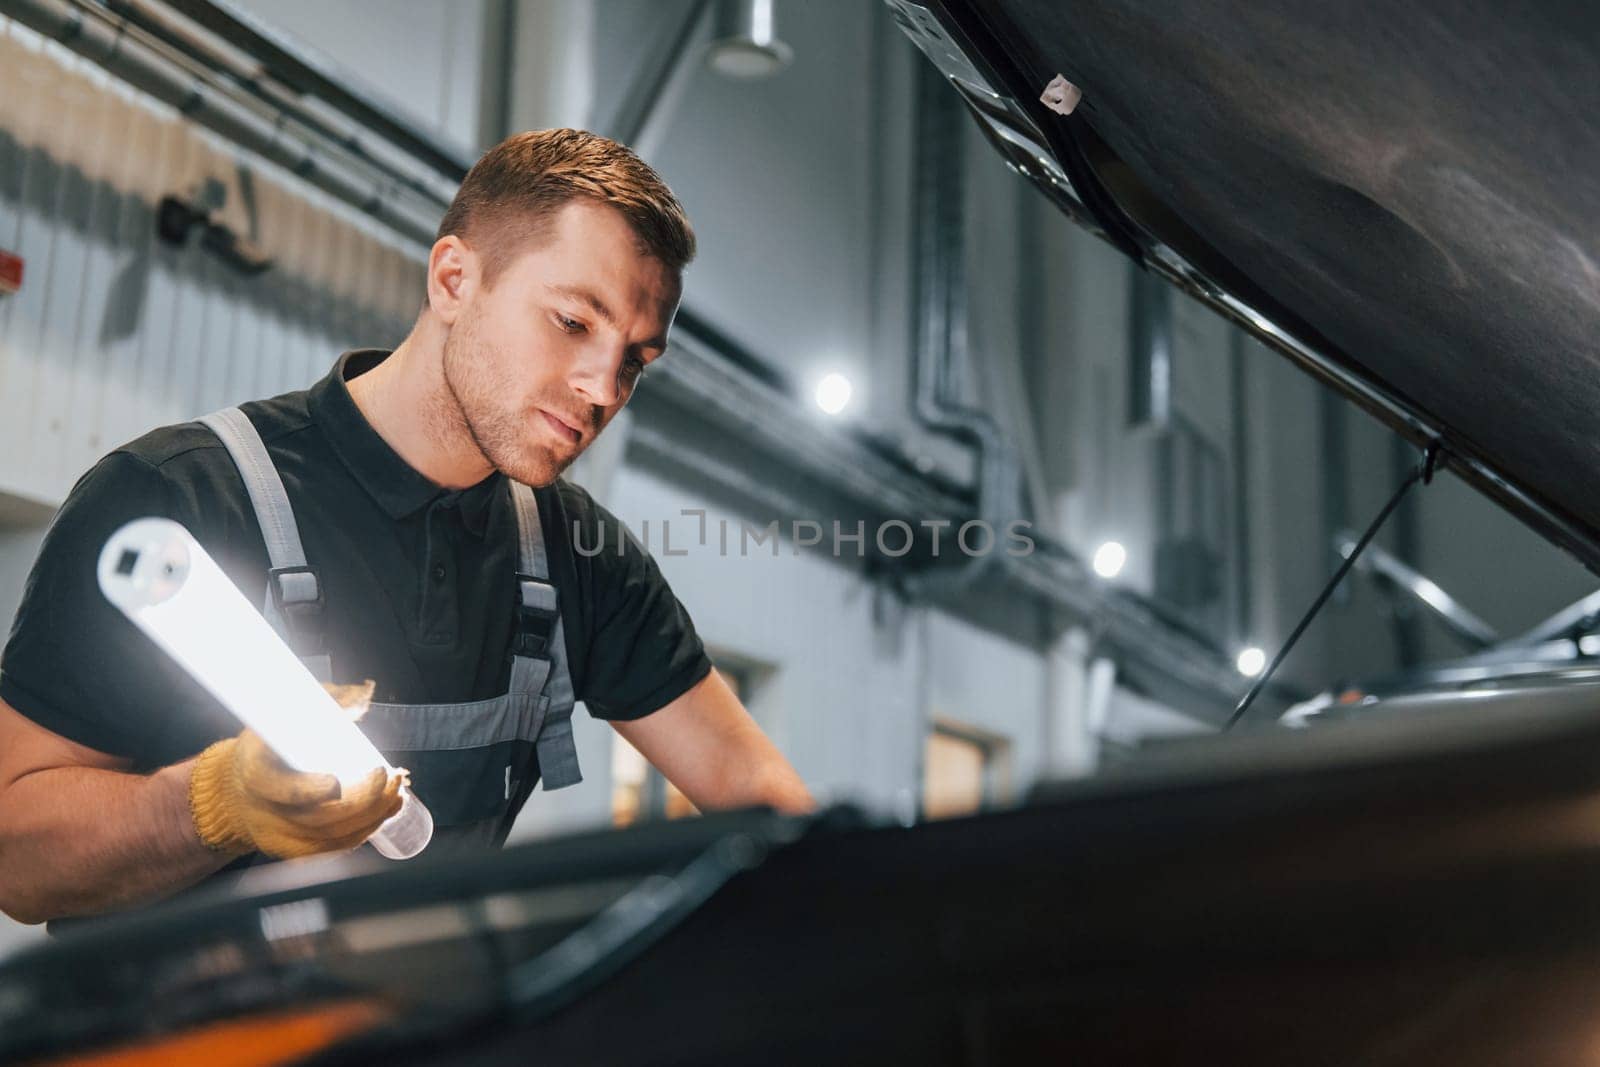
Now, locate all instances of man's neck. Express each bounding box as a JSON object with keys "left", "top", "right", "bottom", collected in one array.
[{"left": 345, "top": 323, "right": 494, "bottom": 491}]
